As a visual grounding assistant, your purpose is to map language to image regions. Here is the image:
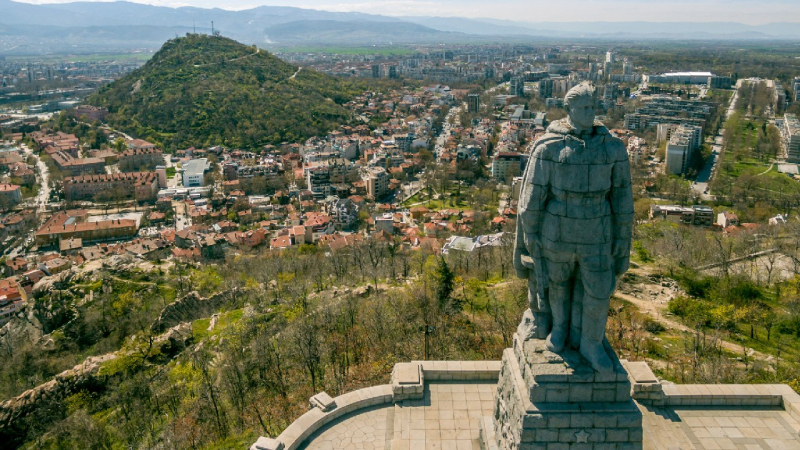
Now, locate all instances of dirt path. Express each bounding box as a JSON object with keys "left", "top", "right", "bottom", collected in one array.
[
  {"left": 756, "top": 162, "right": 775, "bottom": 176},
  {"left": 193, "top": 47, "right": 260, "bottom": 68},
  {"left": 614, "top": 291, "right": 768, "bottom": 360},
  {"left": 487, "top": 272, "right": 769, "bottom": 361},
  {"left": 289, "top": 67, "right": 302, "bottom": 80}
]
